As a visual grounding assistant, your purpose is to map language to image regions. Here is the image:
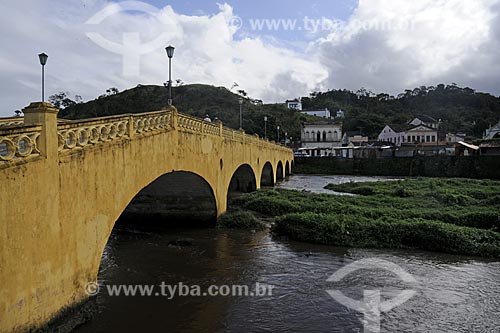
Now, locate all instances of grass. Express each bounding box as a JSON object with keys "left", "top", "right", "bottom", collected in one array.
[
  {"left": 235, "top": 178, "right": 500, "bottom": 257},
  {"left": 217, "top": 211, "right": 267, "bottom": 231}
]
